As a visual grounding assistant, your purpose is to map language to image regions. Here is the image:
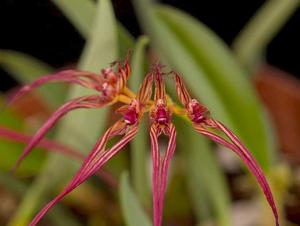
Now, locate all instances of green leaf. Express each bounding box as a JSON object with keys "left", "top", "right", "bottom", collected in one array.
[
  {"left": 120, "top": 172, "right": 152, "bottom": 226},
  {"left": 52, "top": 0, "right": 95, "bottom": 38},
  {"left": 8, "top": 0, "right": 118, "bottom": 225},
  {"left": 156, "top": 5, "right": 274, "bottom": 168},
  {"left": 176, "top": 118, "right": 231, "bottom": 226},
  {"left": 117, "top": 25, "right": 134, "bottom": 59},
  {"left": 129, "top": 36, "right": 149, "bottom": 92},
  {"left": 0, "top": 50, "right": 66, "bottom": 107},
  {"left": 52, "top": 0, "right": 134, "bottom": 58},
  {"left": 132, "top": 0, "right": 273, "bottom": 171},
  {"left": 129, "top": 36, "right": 150, "bottom": 205},
  {"left": 232, "top": 0, "right": 299, "bottom": 69}
]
